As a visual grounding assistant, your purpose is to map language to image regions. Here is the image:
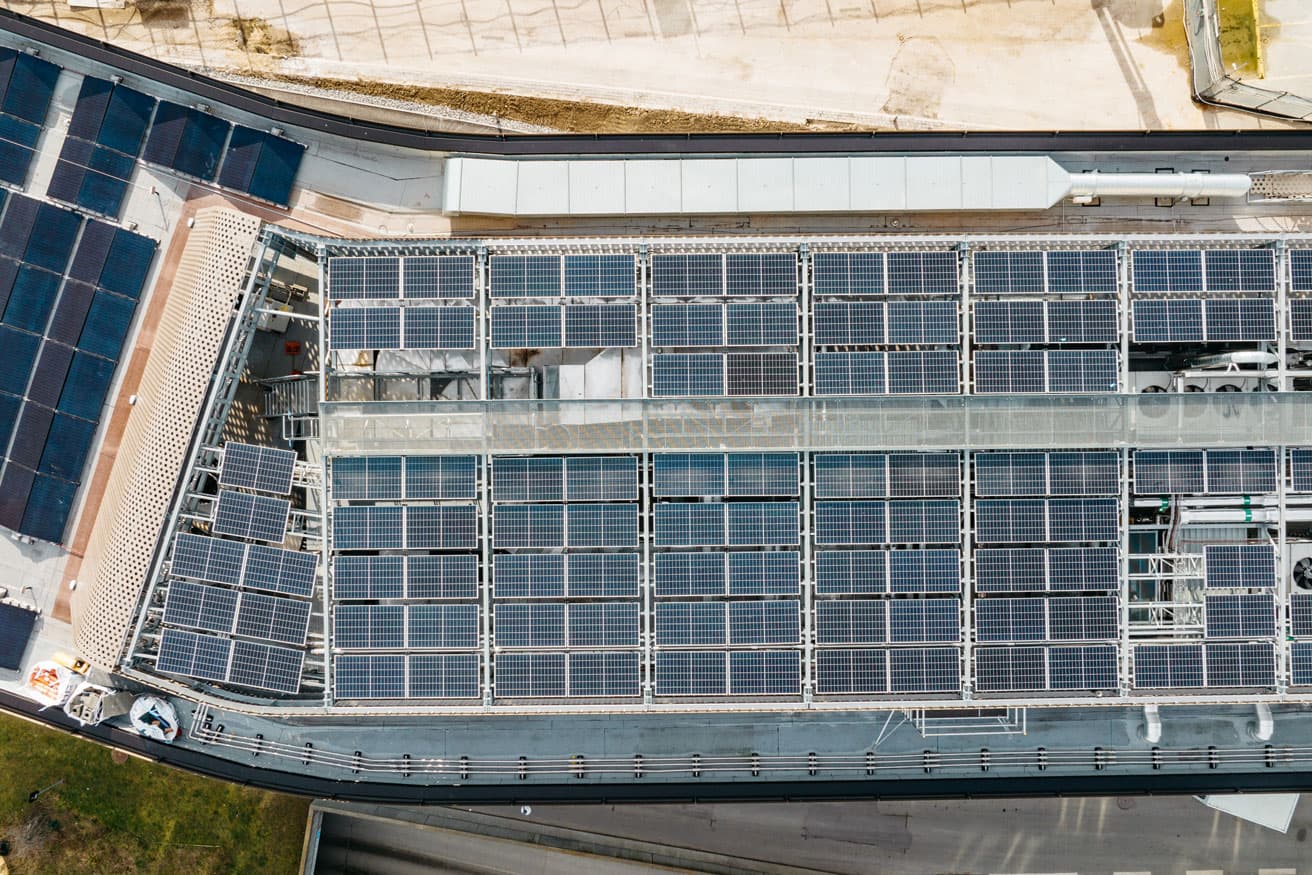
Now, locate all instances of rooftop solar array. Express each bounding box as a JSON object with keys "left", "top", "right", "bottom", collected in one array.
[
  {"left": 0, "top": 193, "right": 156, "bottom": 542},
  {"left": 1131, "top": 248, "right": 1275, "bottom": 293},
  {"left": 0, "top": 48, "right": 60, "bottom": 188},
  {"left": 973, "top": 299, "right": 1118, "bottom": 344},
  {"left": 973, "top": 250, "right": 1118, "bottom": 294},
  {"left": 219, "top": 442, "right": 296, "bottom": 495},
  {"left": 330, "top": 305, "right": 475, "bottom": 350},
  {"left": 975, "top": 645, "right": 1117, "bottom": 692},
  {"left": 974, "top": 350, "right": 1118, "bottom": 394},
  {"left": 491, "top": 254, "right": 638, "bottom": 298},
  {"left": 211, "top": 489, "right": 290, "bottom": 543},
  {"left": 49, "top": 77, "right": 155, "bottom": 218},
  {"left": 156, "top": 628, "right": 304, "bottom": 694},
  {"left": 812, "top": 251, "right": 959, "bottom": 296},
  {"left": 170, "top": 532, "right": 318, "bottom": 597},
  {"left": 1132, "top": 449, "right": 1277, "bottom": 495},
  {"left": 1132, "top": 297, "right": 1276, "bottom": 343},
  {"left": 1133, "top": 643, "right": 1275, "bottom": 689},
  {"left": 651, "top": 253, "right": 797, "bottom": 297},
  {"left": 327, "top": 255, "right": 476, "bottom": 299}
]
